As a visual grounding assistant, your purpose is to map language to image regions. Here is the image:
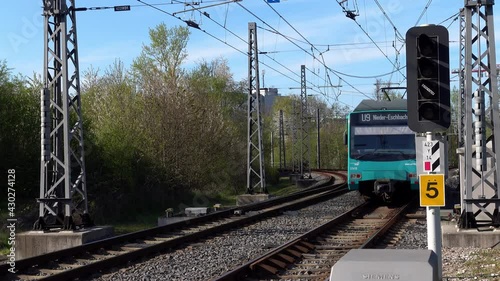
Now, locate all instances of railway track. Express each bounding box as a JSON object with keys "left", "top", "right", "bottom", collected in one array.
[
  {"left": 375, "top": 207, "right": 426, "bottom": 248},
  {"left": 2, "top": 171, "right": 346, "bottom": 281},
  {"left": 214, "top": 199, "right": 414, "bottom": 281}
]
